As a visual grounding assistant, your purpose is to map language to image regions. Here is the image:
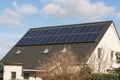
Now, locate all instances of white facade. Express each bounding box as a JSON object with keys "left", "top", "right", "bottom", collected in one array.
[
  {"left": 3, "top": 65, "right": 23, "bottom": 80},
  {"left": 3, "top": 65, "right": 43, "bottom": 80},
  {"left": 87, "top": 23, "right": 120, "bottom": 73}
]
